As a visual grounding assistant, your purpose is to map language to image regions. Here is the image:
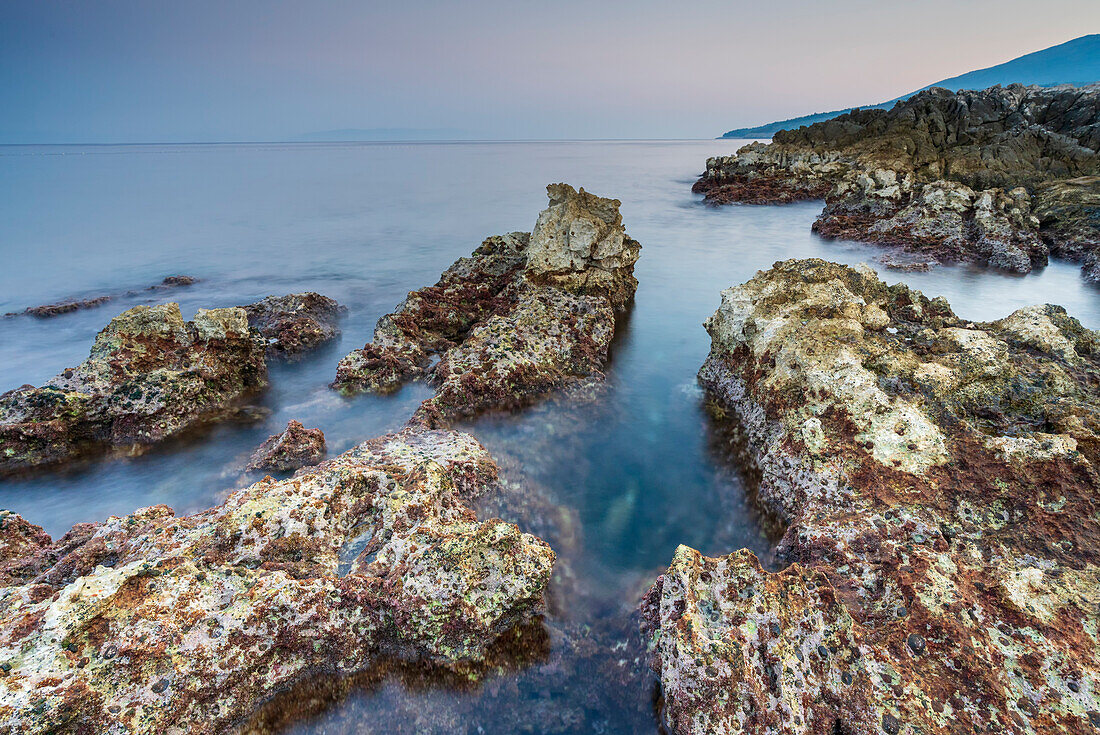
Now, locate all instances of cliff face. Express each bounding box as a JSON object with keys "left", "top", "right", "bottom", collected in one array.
[
  {"left": 644, "top": 259, "right": 1100, "bottom": 734},
  {"left": 696, "top": 84, "right": 1100, "bottom": 275}
]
